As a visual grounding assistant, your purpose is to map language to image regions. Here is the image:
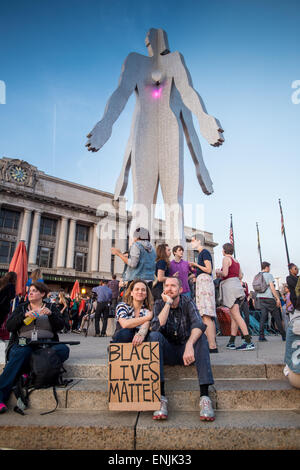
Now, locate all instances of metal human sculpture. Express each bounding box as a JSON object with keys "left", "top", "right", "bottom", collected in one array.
[{"left": 86, "top": 28, "right": 224, "bottom": 247}]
